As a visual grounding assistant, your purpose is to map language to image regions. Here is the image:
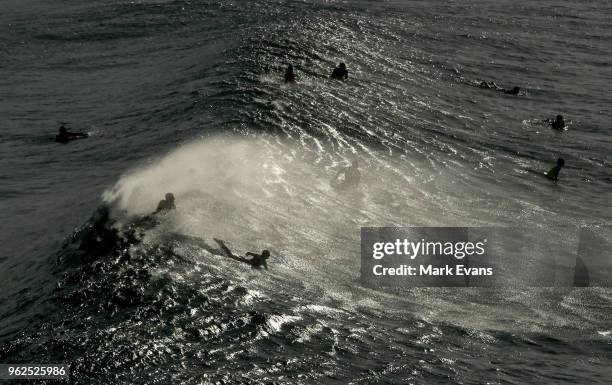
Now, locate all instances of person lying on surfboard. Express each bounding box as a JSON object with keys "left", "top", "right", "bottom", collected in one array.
[
  {"left": 55, "top": 125, "right": 88, "bottom": 143},
  {"left": 545, "top": 115, "right": 566, "bottom": 130},
  {"left": 478, "top": 81, "right": 520, "bottom": 95},
  {"left": 214, "top": 238, "right": 269, "bottom": 270}
]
